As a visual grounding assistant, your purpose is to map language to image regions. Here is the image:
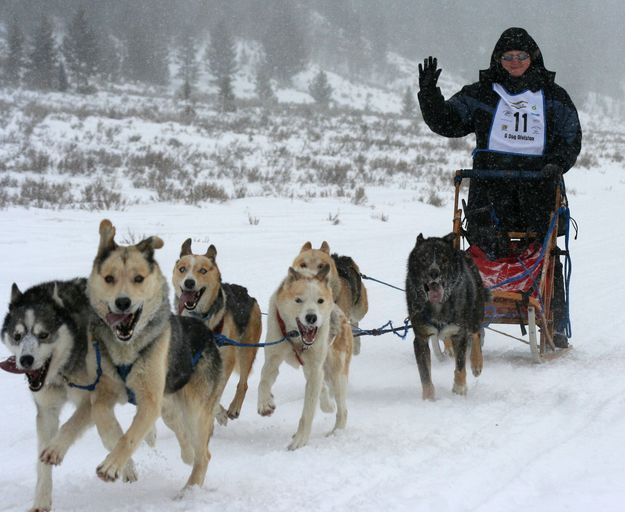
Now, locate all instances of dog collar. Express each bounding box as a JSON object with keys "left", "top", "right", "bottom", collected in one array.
[{"left": 276, "top": 310, "right": 307, "bottom": 366}]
